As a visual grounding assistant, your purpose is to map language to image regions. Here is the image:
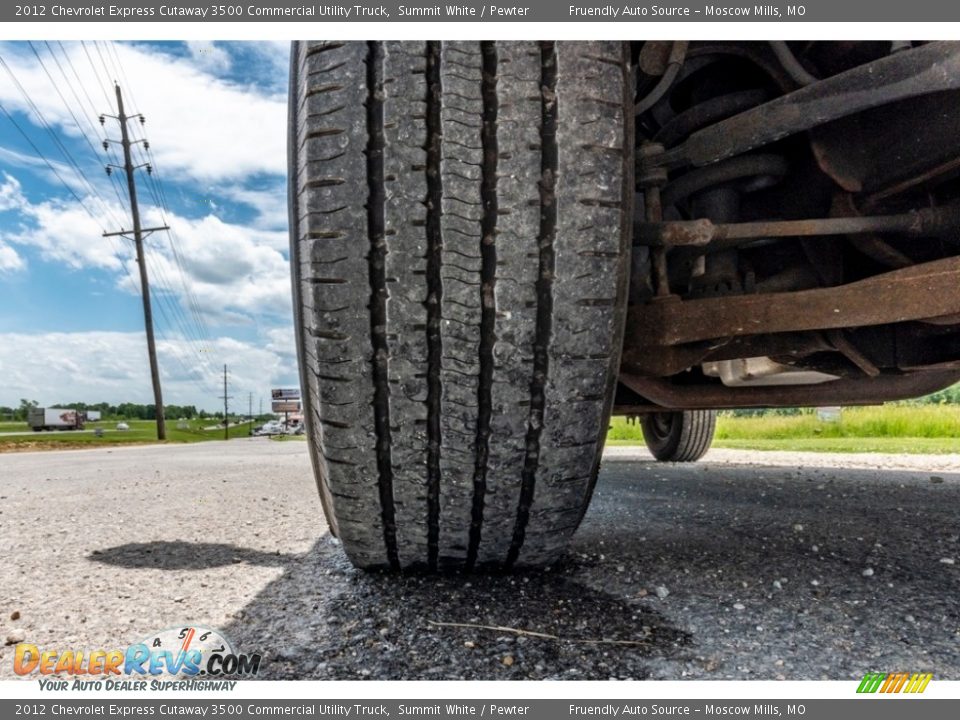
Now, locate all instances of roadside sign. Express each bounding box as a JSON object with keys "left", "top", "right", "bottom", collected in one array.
[
  {"left": 271, "top": 388, "right": 300, "bottom": 400},
  {"left": 272, "top": 400, "right": 301, "bottom": 413}
]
